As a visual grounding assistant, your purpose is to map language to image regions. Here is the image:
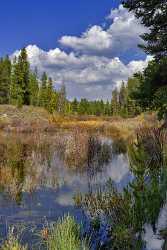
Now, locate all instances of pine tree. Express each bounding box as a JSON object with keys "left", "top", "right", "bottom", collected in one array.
[
  {"left": 49, "top": 91, "right": 59, "bottom": 114},
  {"left": 78, "top": 99, "right": 89, "bottom": 115},
  {"left": 10, "top": 48, "right": 30, "bottom": 107},
  {"left": 29, "top": 71, "right": 39, "bottom": 106},
  {"left": 111, "top": 89, "right": 119, "bottom": 115},
  {"left": 119, "top": 82, "right": 128, "bottom": 117},
  {"left": 17, "top": 48, "right": 30, "bottom": 105},
  {"left": 65, "top": 101, "right": 72, "bottom": 114},
  {"left": 46, "top": 77, "right": 54, "bottom": 113},
  {"left": 10, "top": 57, "right": 24, "bottom": 107},
  {"left": 0, "top": 56, "right": 11, "bottom": 104},
  {"left": 71, "top": 98, "right": 78, "bottom": 114},
  {"left": 58, "top": 84, "right": 67, "bottom": 114},
  {"left": 126, "top": 76, "right": 142, "bottom": 116},
  {"left": 123, "top": 0, "right": 167, "bottom": 59},
  {"left": 100, "top": 100, "right": 104, "bottom": 115},
  {"left": 105, "top": 100, "right": 111, "bottom": 116},
  {"left": 38, "top": 72, "right": 48, "bottom": 108}
]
